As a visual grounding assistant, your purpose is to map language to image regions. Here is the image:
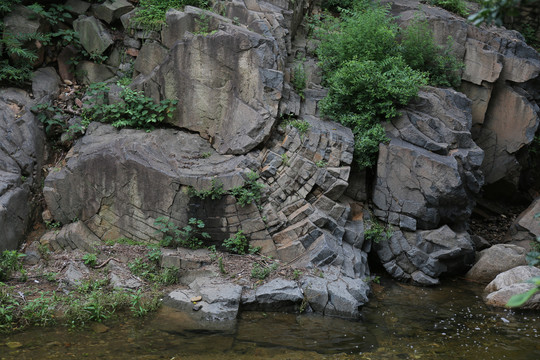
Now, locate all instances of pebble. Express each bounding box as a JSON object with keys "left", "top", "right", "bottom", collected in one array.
[{"left": 193, "top": 304, "right": 203, "bottom": 311}]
